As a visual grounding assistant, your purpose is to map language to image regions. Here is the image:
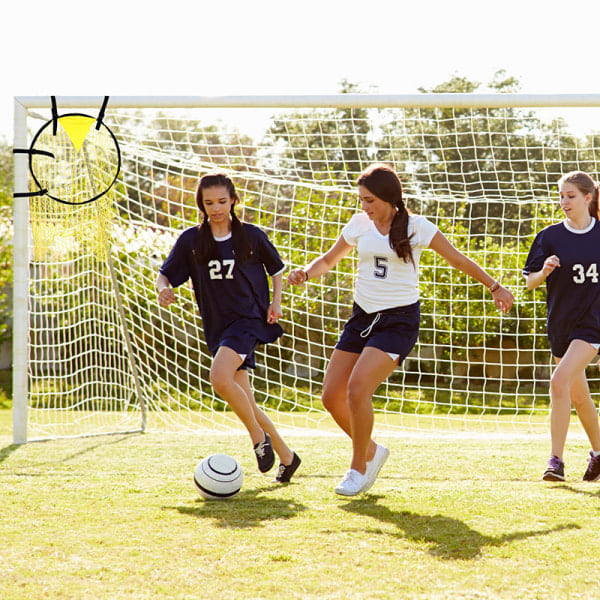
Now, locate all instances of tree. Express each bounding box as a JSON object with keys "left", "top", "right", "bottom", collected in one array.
[
  {"left": 263, "top": 79, "right": 372, "bottom": 186},
  {"left": 0, "top": 139, "right": 13, "bottom": 209},
  {"left": 375, "top": 71, "right": 587, "bottom": 241},
  {"left": 110, "top": 113, "right": 259, "bottom": 226},
  {"left": 0, "top": 139, "right": 13, "bottom": 349}
]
